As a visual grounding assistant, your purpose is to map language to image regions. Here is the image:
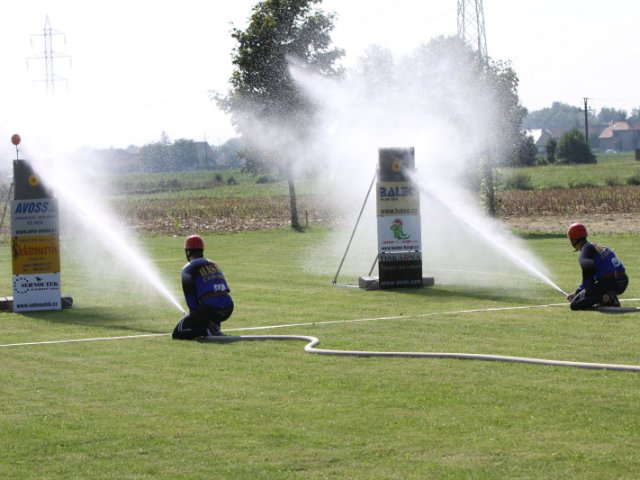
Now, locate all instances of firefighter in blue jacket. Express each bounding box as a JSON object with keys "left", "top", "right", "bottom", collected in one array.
[
  {"left": 566, "top": 223, "right": 628, "bottom": 310},
  {"left": 172, "top": 235, "right": 234, "bottom": 339}
]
